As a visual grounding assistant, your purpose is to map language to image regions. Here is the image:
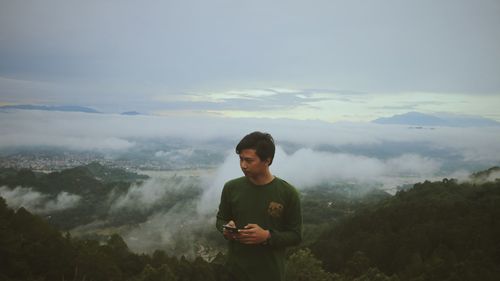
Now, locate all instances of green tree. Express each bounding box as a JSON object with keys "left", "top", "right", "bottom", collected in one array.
[
  {"left": 344, "top": 251, "right": 371, "bottom": 278},
  {"left": 138, "top": 264, "right": 177, "bottom": 281},
  {"left": 351, "top": 268, "right": 400, "bottom": 281},
  {"left": 286, "top": 248, "right": 333, "bottom": 281},
  {"left": 191, "top": 257, "right": 217, "bottom": 281}
]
